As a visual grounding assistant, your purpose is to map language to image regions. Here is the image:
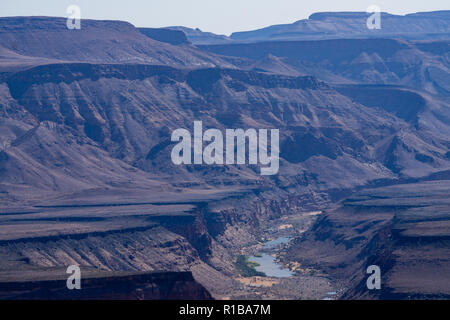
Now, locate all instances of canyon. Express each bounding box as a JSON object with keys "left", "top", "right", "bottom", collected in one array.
[{"left": 0, "top": 13, "right": 449, "bottom": 299}]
